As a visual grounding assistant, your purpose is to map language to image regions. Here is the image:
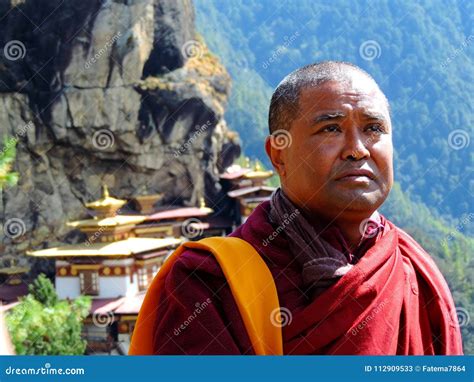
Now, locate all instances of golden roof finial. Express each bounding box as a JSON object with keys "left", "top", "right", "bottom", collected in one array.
[
  {"left": 85, "top": 184, "right": 126, "bottom": 217},
  {"left": 102, "top": 184, "right": 110, "bottom": 198},
  {"left": 243, "top": 161, "right": 274, "bottom": 181},
  {"left": 198, "top": 196, "right": 214, "bottom": 214},
  {"left": 245, "top": 156, "right": 251, "bottom": 169}
]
